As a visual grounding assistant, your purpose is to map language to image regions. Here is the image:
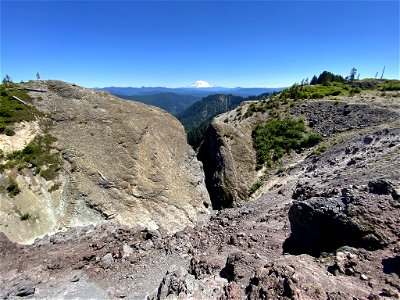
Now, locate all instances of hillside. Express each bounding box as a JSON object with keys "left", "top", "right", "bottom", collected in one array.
[
  {"left": 116, "top": 92, "right": 201, "bottom": 115},
  {"left": 198, "top": 79, "right": 400, "bottom": 208},
  {"left": 0, "top": 81, "right": 210, "bottom": 244},
  {"left": 176, "top": 94, "right": 245, "bottom": 148}
]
